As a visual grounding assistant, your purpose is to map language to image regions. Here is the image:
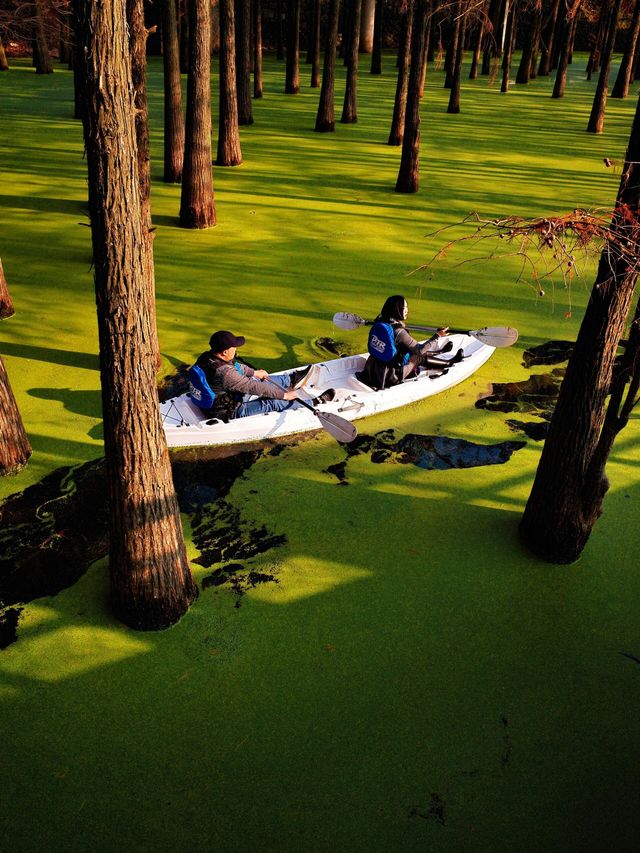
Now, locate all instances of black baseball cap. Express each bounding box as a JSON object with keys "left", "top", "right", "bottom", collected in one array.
[{"left": 209, "top": 330, "right": 246, "bottom": 352}]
